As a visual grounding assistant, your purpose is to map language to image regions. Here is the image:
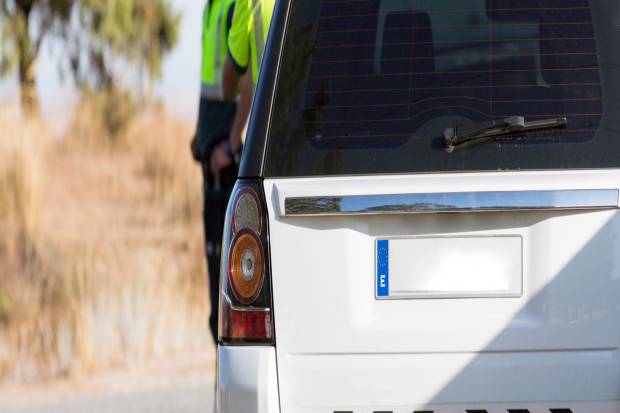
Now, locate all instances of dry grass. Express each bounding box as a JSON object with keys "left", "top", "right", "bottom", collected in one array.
[
  {"left": 0, "top": 99, "right": 210, "bottom": 384},
  {"left": 129, "top": 105, "right": 203, "bottom": 223},
  {"left": 0, "top": 106, "right": 44, "bottom": 272}
]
